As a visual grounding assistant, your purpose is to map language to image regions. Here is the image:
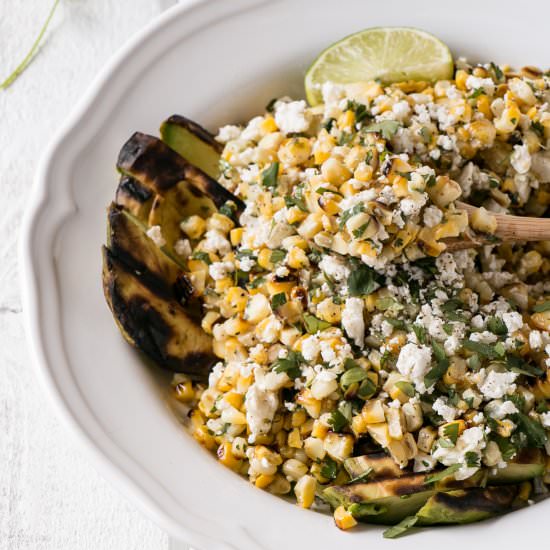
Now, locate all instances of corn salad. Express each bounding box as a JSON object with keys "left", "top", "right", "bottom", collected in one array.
[{"left": 169, "top": 60, "right": 550, "bottom": 526}]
